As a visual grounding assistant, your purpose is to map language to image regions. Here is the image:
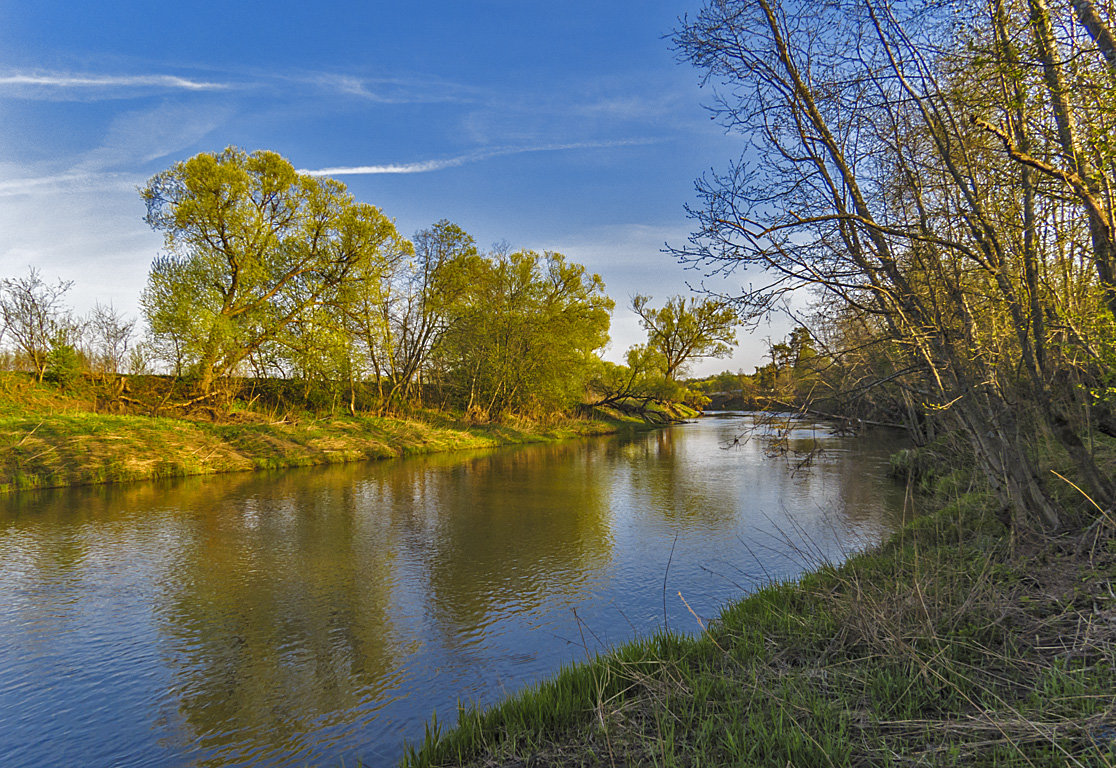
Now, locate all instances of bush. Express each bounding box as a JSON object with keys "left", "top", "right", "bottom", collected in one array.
[{"left": 43, "top": 341, "right": 83, "bottom": 387}]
